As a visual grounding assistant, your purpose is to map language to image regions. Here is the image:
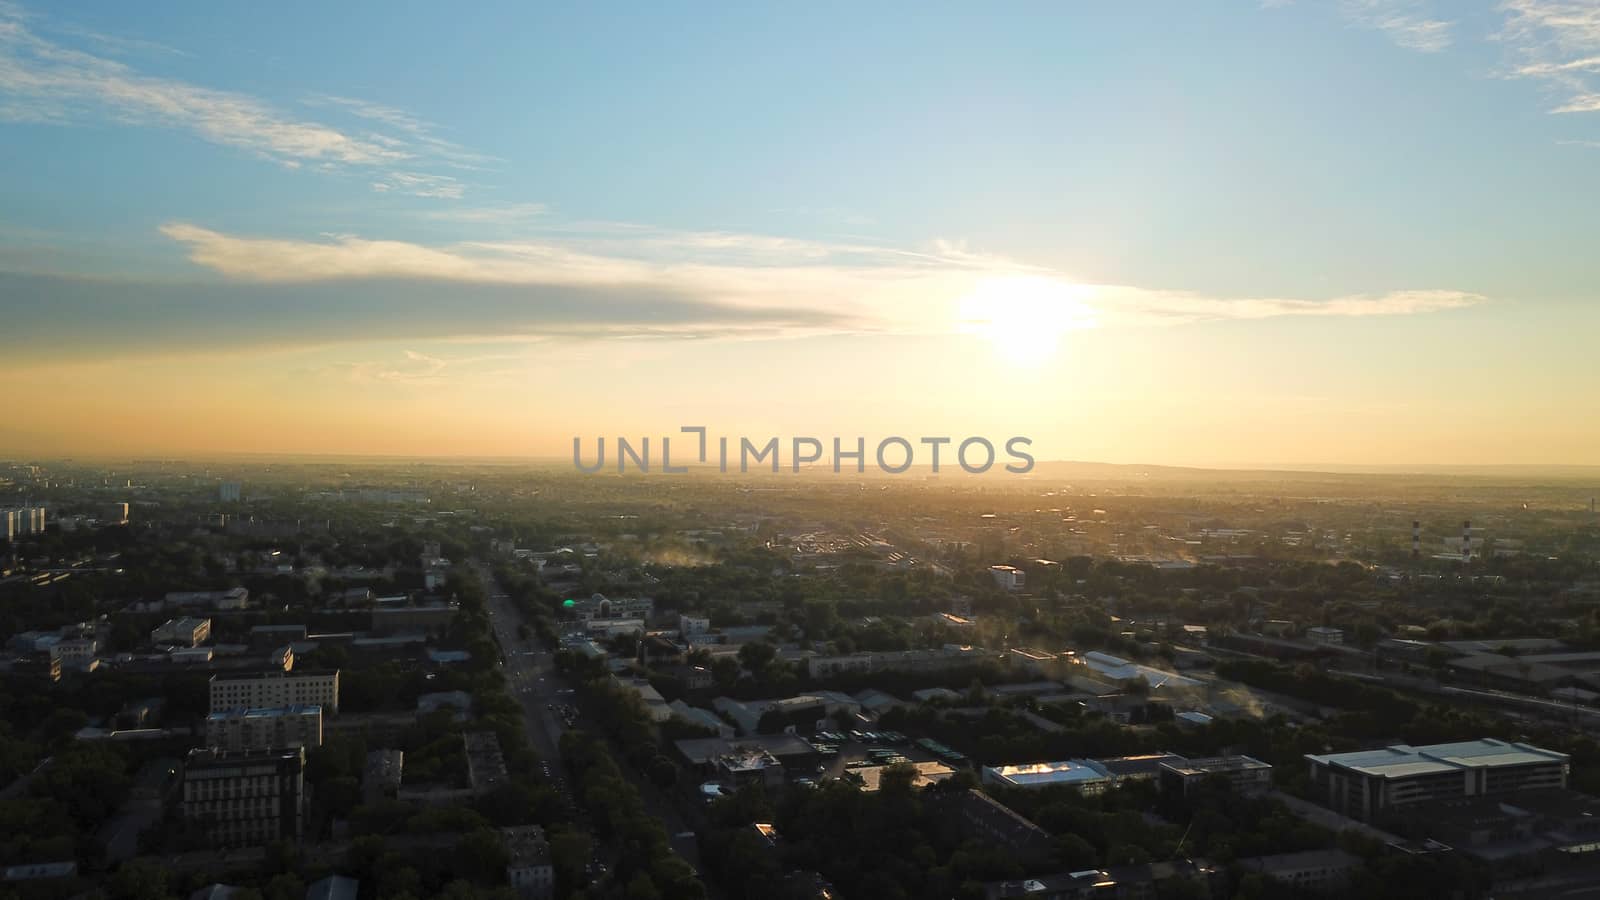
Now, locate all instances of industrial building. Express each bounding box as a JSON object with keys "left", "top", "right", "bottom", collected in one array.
[{"left": 1305, "top": 739, "right": 1570, "bottom": 821}]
